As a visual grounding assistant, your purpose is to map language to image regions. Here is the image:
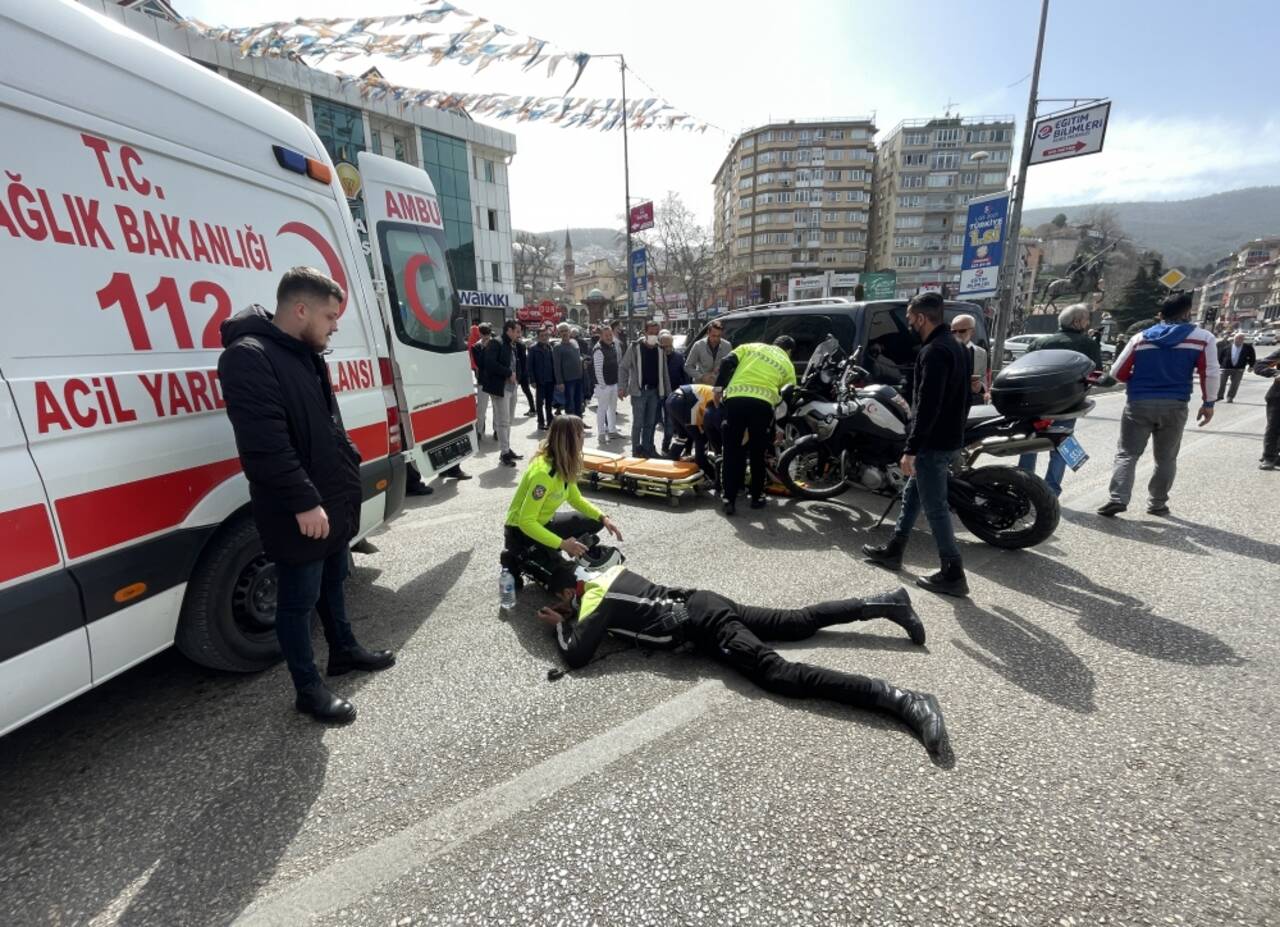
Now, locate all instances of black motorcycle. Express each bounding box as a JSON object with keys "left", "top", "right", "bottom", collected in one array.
[{"left": 776, "top": 339, "right": 1111, "bottom": 550}]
